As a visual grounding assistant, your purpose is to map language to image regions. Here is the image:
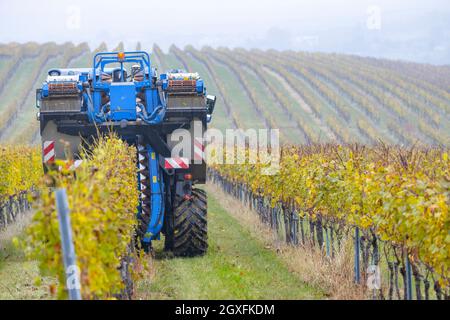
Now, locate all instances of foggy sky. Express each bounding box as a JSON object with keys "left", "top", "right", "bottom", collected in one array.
[{"left": 1, "top": 0, "right": 449, "bottom": 64}]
